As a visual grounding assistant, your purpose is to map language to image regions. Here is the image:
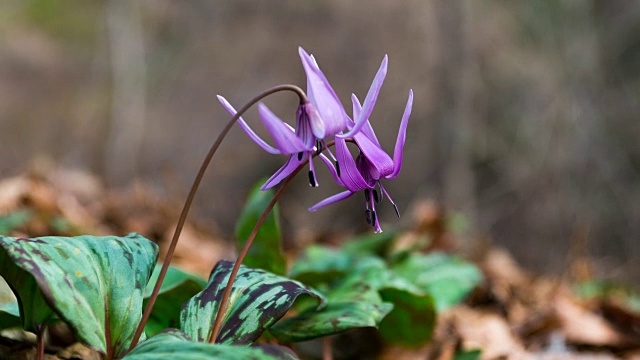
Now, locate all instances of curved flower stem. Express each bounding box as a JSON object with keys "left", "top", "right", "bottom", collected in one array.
[
  {"left": 128, "top": 84, "right": 307, "bottom": 352},
  {"left": 208, "top": 166, "right": 300, "bottom": 343},
  {"left": 208, "top": 140, "right": 337, "bottom": 344}
]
